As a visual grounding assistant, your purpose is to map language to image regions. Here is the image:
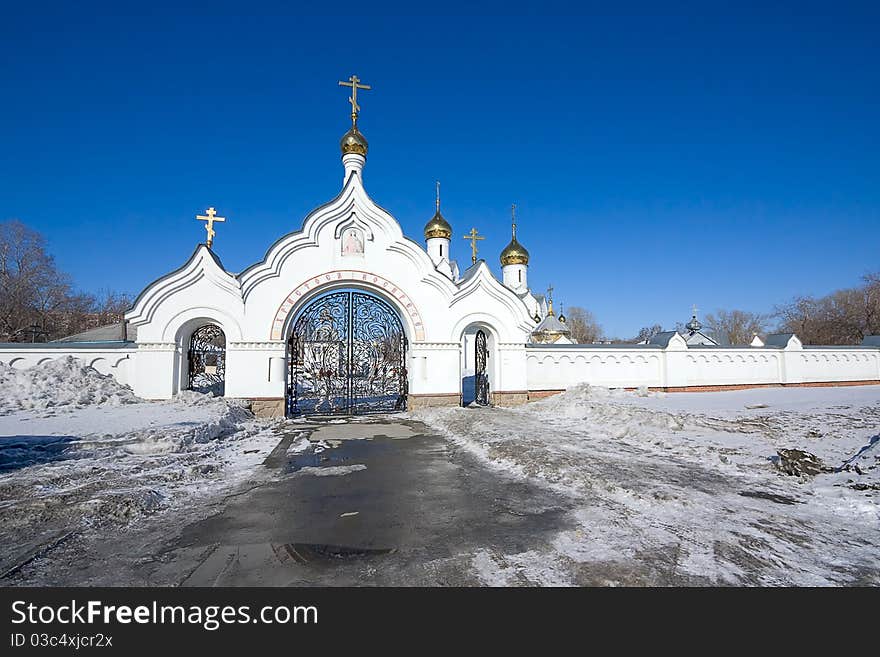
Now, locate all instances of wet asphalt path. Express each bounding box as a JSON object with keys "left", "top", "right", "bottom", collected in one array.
[{"left": 171, "top": 417, "right": 572, "bottom": 586}]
